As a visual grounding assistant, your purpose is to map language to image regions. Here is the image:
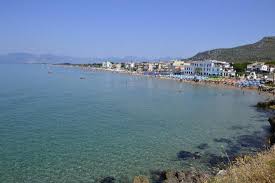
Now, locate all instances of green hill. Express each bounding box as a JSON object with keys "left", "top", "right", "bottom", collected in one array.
[{"left": 189, "top": 36, "right": 275, "bottom": 63}]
